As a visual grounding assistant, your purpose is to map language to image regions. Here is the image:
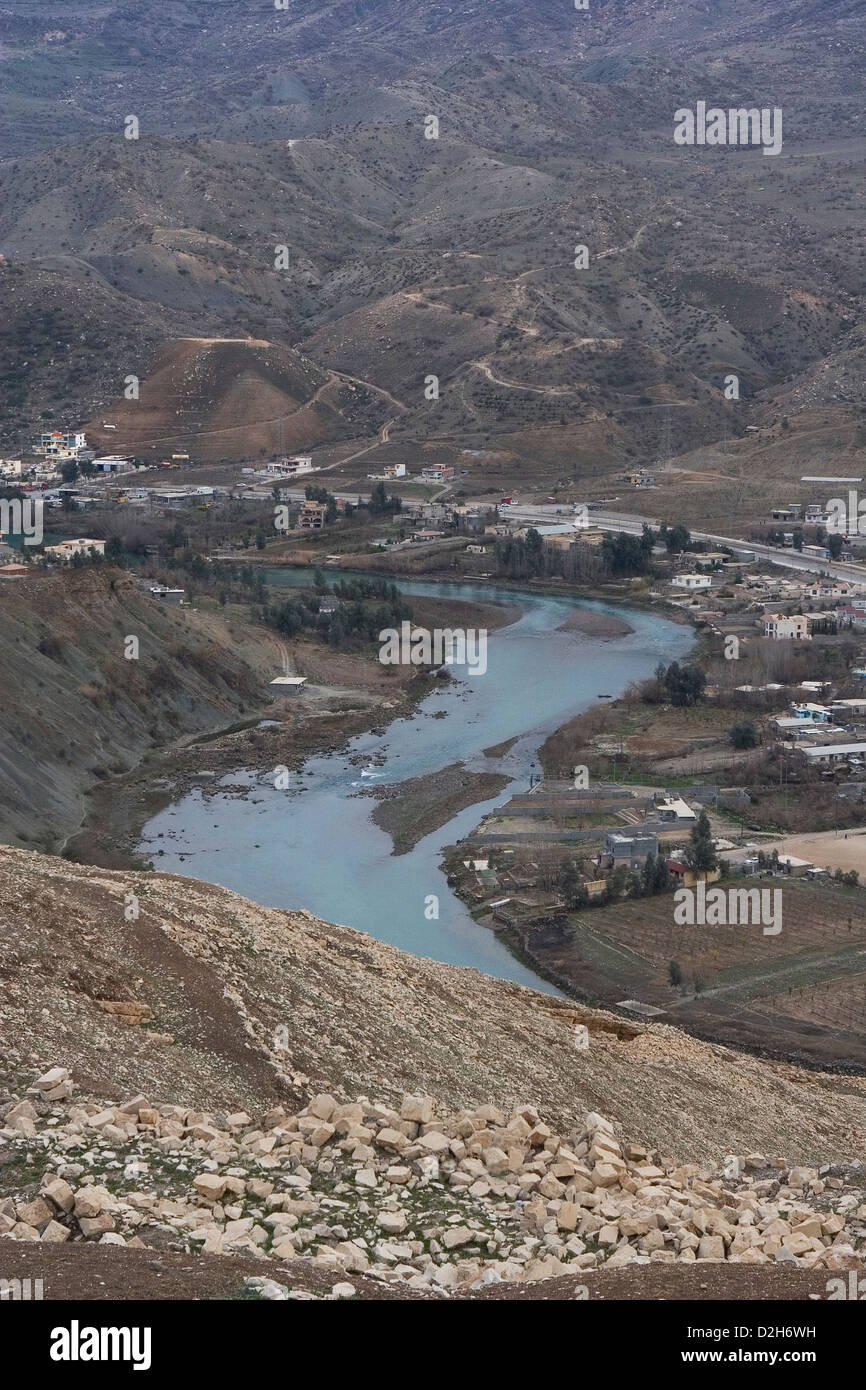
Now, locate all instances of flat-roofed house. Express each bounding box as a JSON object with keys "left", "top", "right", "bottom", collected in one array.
[
  {"left": 601, "top": 831, "right": 659, "bottom": 871},
  {"left": 269, "top": 676, "right": 308, "bottom": 697},
  {"left": 764, "top": 613, "right": 811, "bottom": 640},
  {"left": 45, "top": 538, "right": 106, "bottom": 562},
  {"left": 654, "top": 797, "right": 698, "bottom": 825},
  {"left": 672, "top": 573, "right": 712, "bottom": 591}
]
